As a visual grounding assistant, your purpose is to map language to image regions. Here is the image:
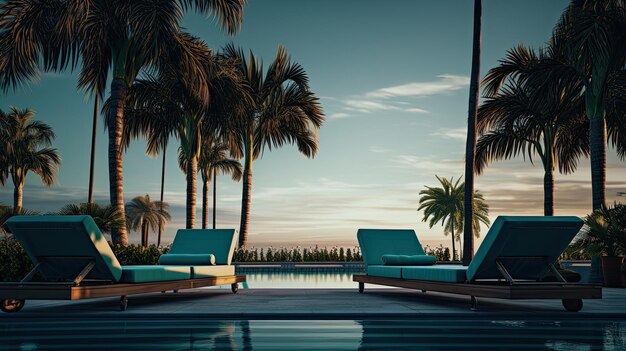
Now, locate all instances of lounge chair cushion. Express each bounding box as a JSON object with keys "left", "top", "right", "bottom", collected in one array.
[
  {"left": 159, "top": 254, "right": 216, "bottom": 266},
  {"left": 191, "top": 265, "right": 235, "bottom": 279},
  {"left": 366, "top": 265, "right": 403, "bottom": 279},
  {"left": 120, "top": 265, "right": 191, "bottom": 283},
  {"left": 466, "top": 216, "right": 584, "bottom": 282},
  {"left": 169, "top": 229, "right": 238, "bottom": 265},
  {"left": 382, "top": 254, "right": 436, "bottom": 266},
  {"left": 6, "top": 215, "right": 124, "bottom": 282},
  {"left": 402, "top": 265, "right": 467, "bottom": 283},
  {"left": 357, "top": 229, "right": 426, "bottom": 266}
]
